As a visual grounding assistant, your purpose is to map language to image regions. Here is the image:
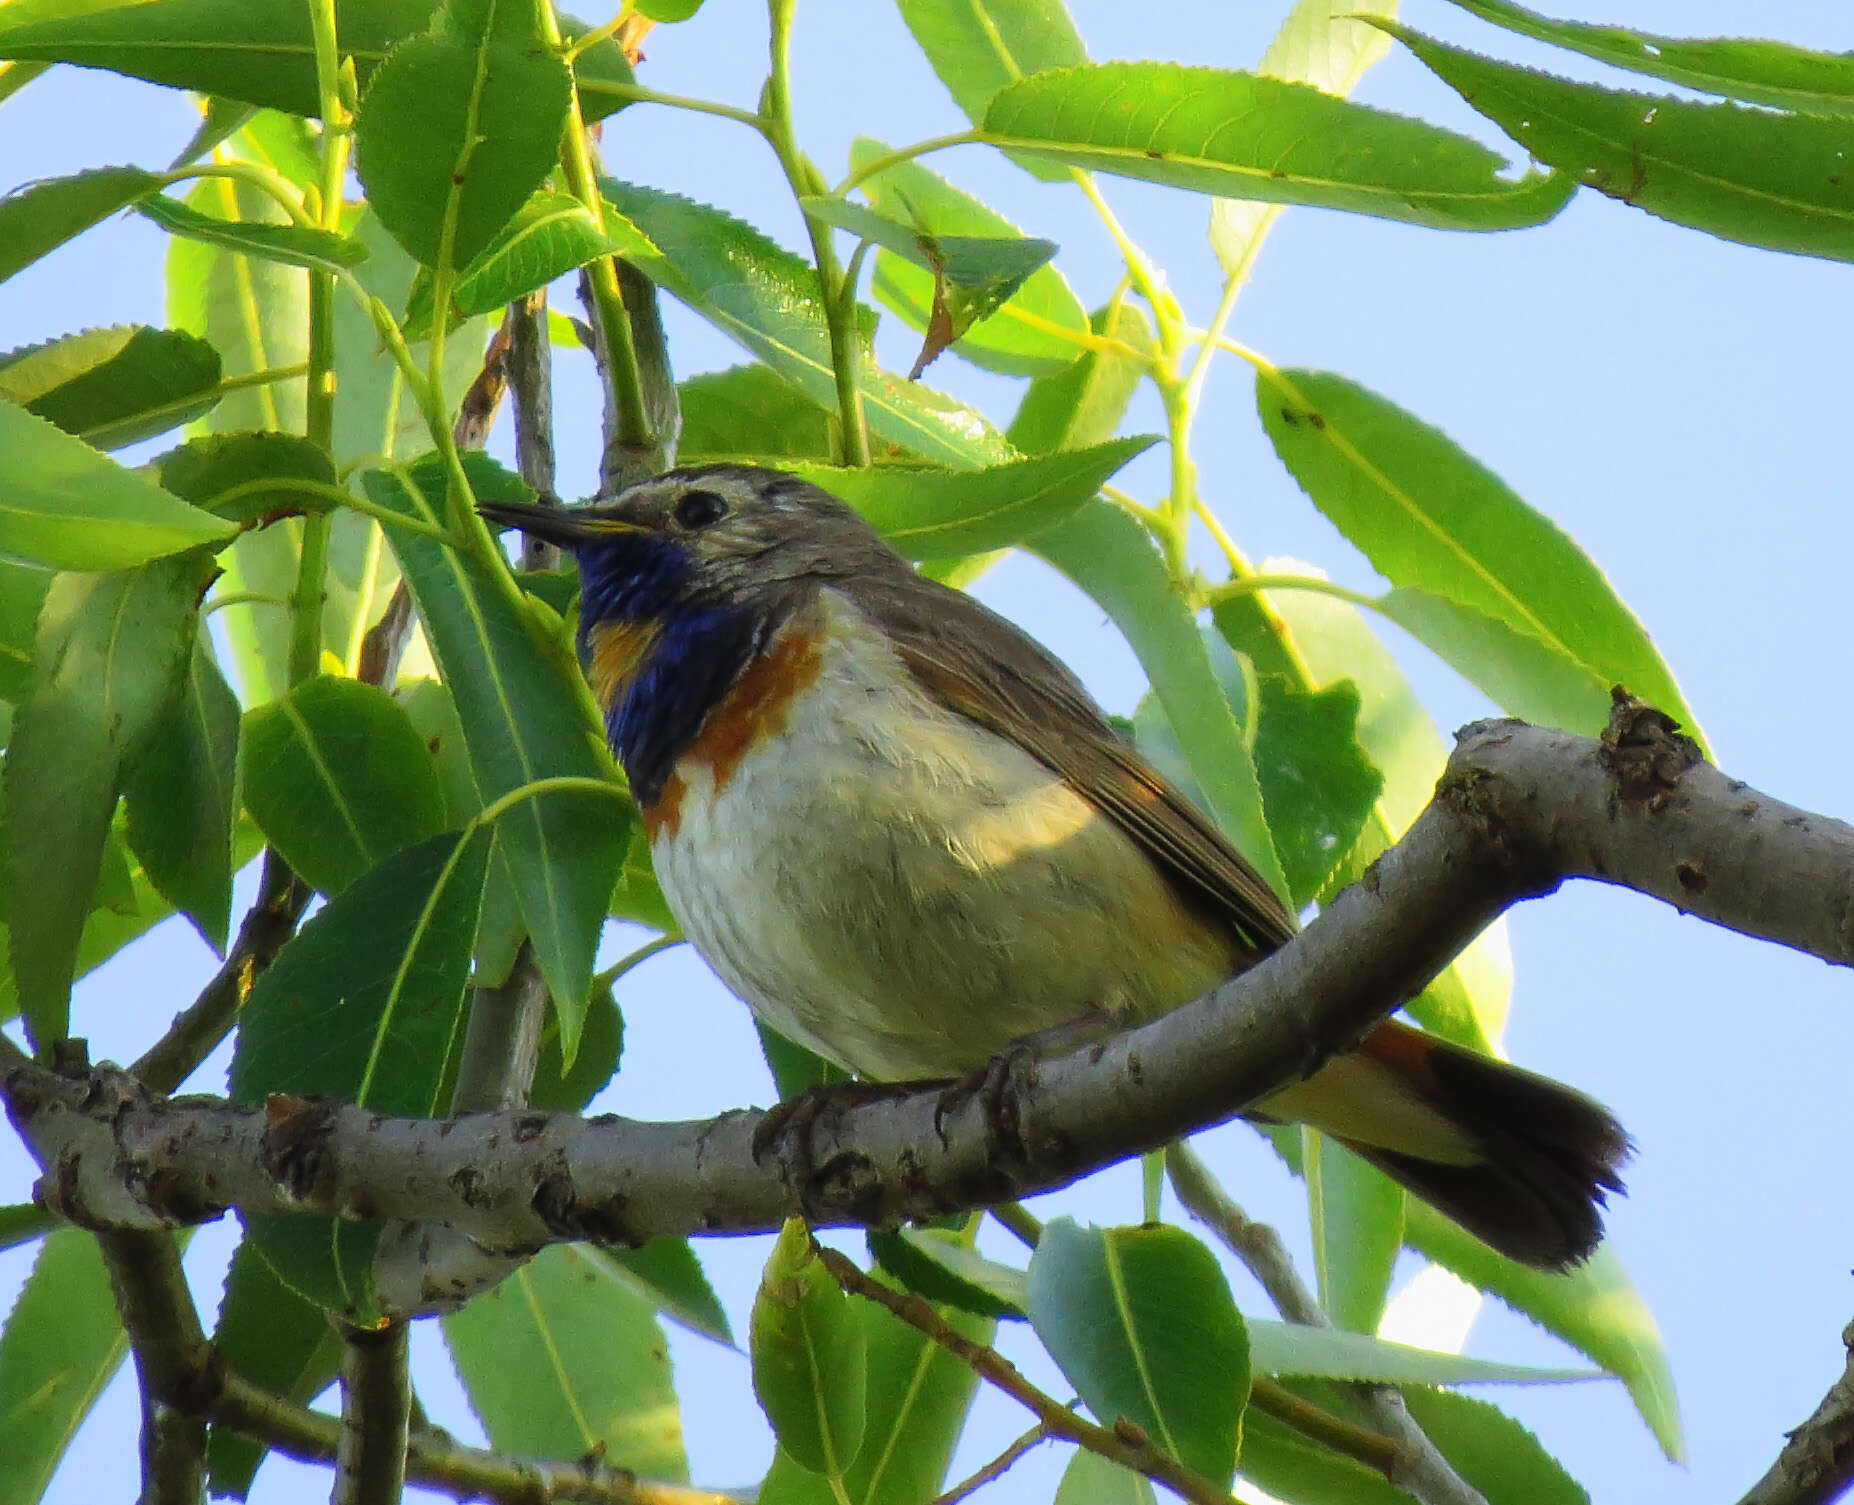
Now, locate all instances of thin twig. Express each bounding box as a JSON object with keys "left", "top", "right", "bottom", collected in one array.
[
  {"left": 130, "top": 849, "right": 310, "bottom": 1094},
  {"left": 1736, "top": 1319, "right": 1854, "bottom": 1505},
  {"left": 1169, "top": 1141, "right": 1489, "bottom": 1505},
  {"left": 334, "top": 1320, "right": 411, "bottom": 1505},
  {"left": 504, "top": 290, "right": 561, "bottom": 568},
  {"left": 926, "top": 1424, "right": 1048, "bottom": 1505},
  {"left": 814, "top": 1245, "right": 1228, "bottom": 1505}
]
